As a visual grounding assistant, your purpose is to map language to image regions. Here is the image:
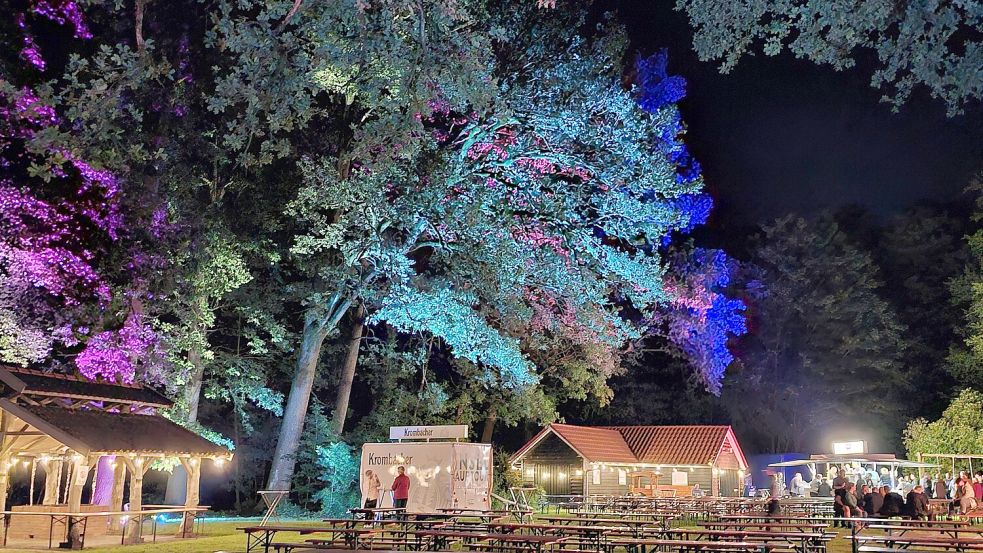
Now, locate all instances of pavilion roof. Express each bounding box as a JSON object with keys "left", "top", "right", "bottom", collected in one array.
[
  {"left": 0, "top": 399, "right": 229, "bottom": 458},
  {"left": 0, "top": 366, "right": 172, "bottom": 408}
]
